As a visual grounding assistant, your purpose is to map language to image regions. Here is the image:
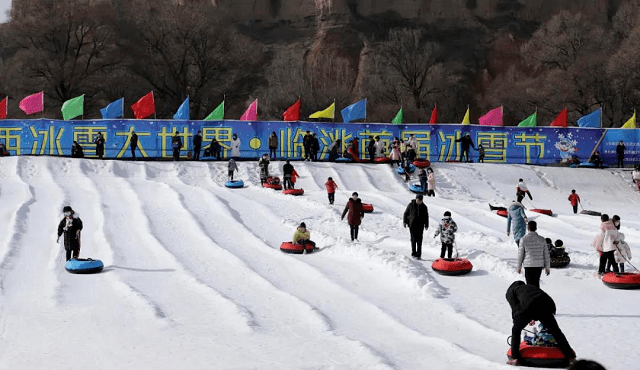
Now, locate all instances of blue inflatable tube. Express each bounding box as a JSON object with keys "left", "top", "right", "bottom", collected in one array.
[
  {"left": 65, "top": 258, "right": 104, "bottom": 274},
  {"left": 409, "top": 184, "right": 424, "bottom": 194},
  {"left": 397, "top": 164, "right": 416, "bottom": 174},
  {"left": 225, "top": 180, "right": 244, "bottom": 188},
  {"left": 335, "top": 157, "right": 353, "bottom": 163},
  {"left": 578, "top": 162, "right": 608, "bottom": 168}
]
